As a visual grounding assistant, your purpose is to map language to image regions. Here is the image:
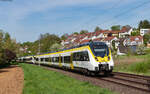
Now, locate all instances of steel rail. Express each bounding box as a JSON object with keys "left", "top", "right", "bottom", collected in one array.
[
  {"left": 113, "top": 72, "right": 150, "bottom": 80},
  {"left": 96, "top": 77, "right": 150, "bottom": 93}
]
